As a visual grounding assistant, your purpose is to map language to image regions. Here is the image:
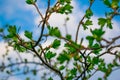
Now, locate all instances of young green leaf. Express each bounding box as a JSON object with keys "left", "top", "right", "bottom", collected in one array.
[
  {"left": 70, "top": 68, "right": 77, "bottom": 76},
  {"left": 64, "top": 43, "right": 77, "bottom": 53},
  {"left": 92, "top": 57, "right": 99, "bottom": 64},
  {"left": 14, "top": 44, "right": 26, "bottom": 52},
  {"left": 82, "top": 19, "right": 93, "bottom": 30},
  {"left": 7, "top": 25, "right": 17, "bottom": 38},
  {"left": 59, "top": 65, "right": 65, "bottom": 70},
  {"left": 45, "top": 51, "right": 56, "bottom": 60},
  {"left": 57, "top": 51, "right": 70, "bottom": 64},
  {"left": 48, "top": 77, "right": 53, "bottom": 80},
  {"left": 85, "top": 9, "right": 93, "bottom": 19},
  {"left": 24, "top": 31, "right": 32, "bottom": 40},
  {"left": 106, "top": 18, "right": 113, "bottom": 29},
  {"left": 26, "top": 0, "right": 37, "bottom": 5},
  {"left": 98, "top": 18, "right": 107, "bottom": 27},
  {"left": 111, "top": 0, "right": 119, "bottom": 9},
  {"left": 52, "top": 39, "right": 61, "bottom": 49},
  {"left": 90, "top": 28, "right": 105, "bottom": 41},
  {"left": 48, "top": 26, "right": 61, "bottom": 37},
  {"left": 58, "top": 3, "right": 73, "bottom": 14},
  {"left": 26, "top": 77, "right": 30, "bottom": 80},
  {"left": 103, "top": 0, "right": 111, "bottom": 7},
  {"left": 86, "top": 36, "right": 94, "bottom": 47},
  {"left": 66, "top": 34, "right": 71, "bottom": 40}
]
